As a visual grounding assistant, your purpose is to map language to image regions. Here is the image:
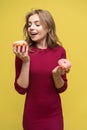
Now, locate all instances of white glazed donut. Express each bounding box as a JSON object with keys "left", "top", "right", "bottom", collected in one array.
[
  {"left": 13, "top": 40, "right": 28, "bottom": 52},
  {"left": 58, "top": 58, "right": 71, "bottom": 69},
  {"left": 13, "top": 40, "right": 27, "bottom": 46}
]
